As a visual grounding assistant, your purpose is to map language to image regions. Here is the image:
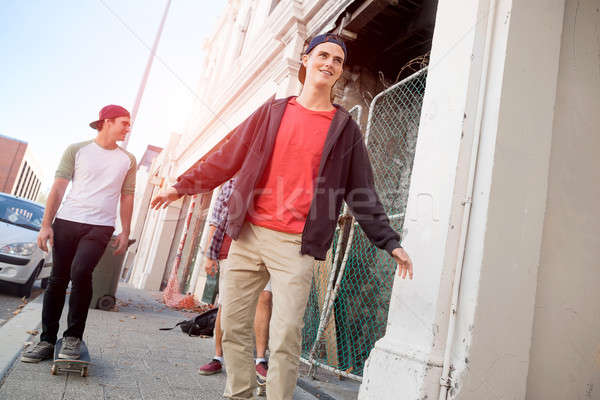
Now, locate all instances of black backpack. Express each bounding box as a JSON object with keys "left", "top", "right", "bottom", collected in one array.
[{"left": 159, "top": 307, "right": 218, "bottom": 337}]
